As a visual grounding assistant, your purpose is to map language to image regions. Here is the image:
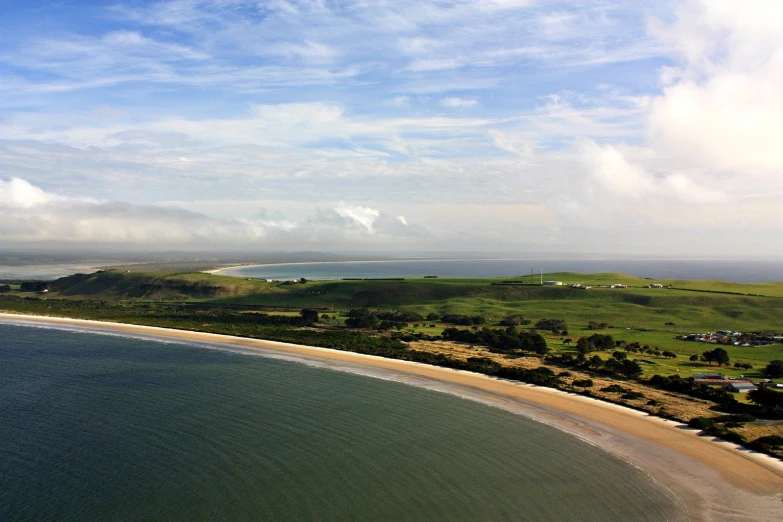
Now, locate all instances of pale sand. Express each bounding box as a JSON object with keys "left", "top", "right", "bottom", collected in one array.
[
  {"left": 2, "top": 312, "right": 782, "bottom": 521},
  {"left": 201, "top": 264, "right": 253, "bottom": 274}
]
